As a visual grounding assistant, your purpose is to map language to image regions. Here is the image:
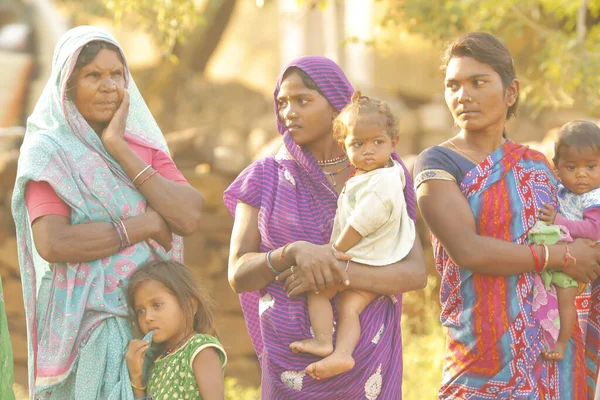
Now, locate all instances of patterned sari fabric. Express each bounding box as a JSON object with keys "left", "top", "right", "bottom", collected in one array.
[
  {"left": 431, "top": 141, "right": 596, "bottom": 399},
  {"left": 0, "top": 276, "right": 15, "bottom": 400},
  {"left": 11, "top": 26, "right": 183, "bottom": 398},
  {"left": 224, "top": 56, "right": 416, "bottom": 399}
]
